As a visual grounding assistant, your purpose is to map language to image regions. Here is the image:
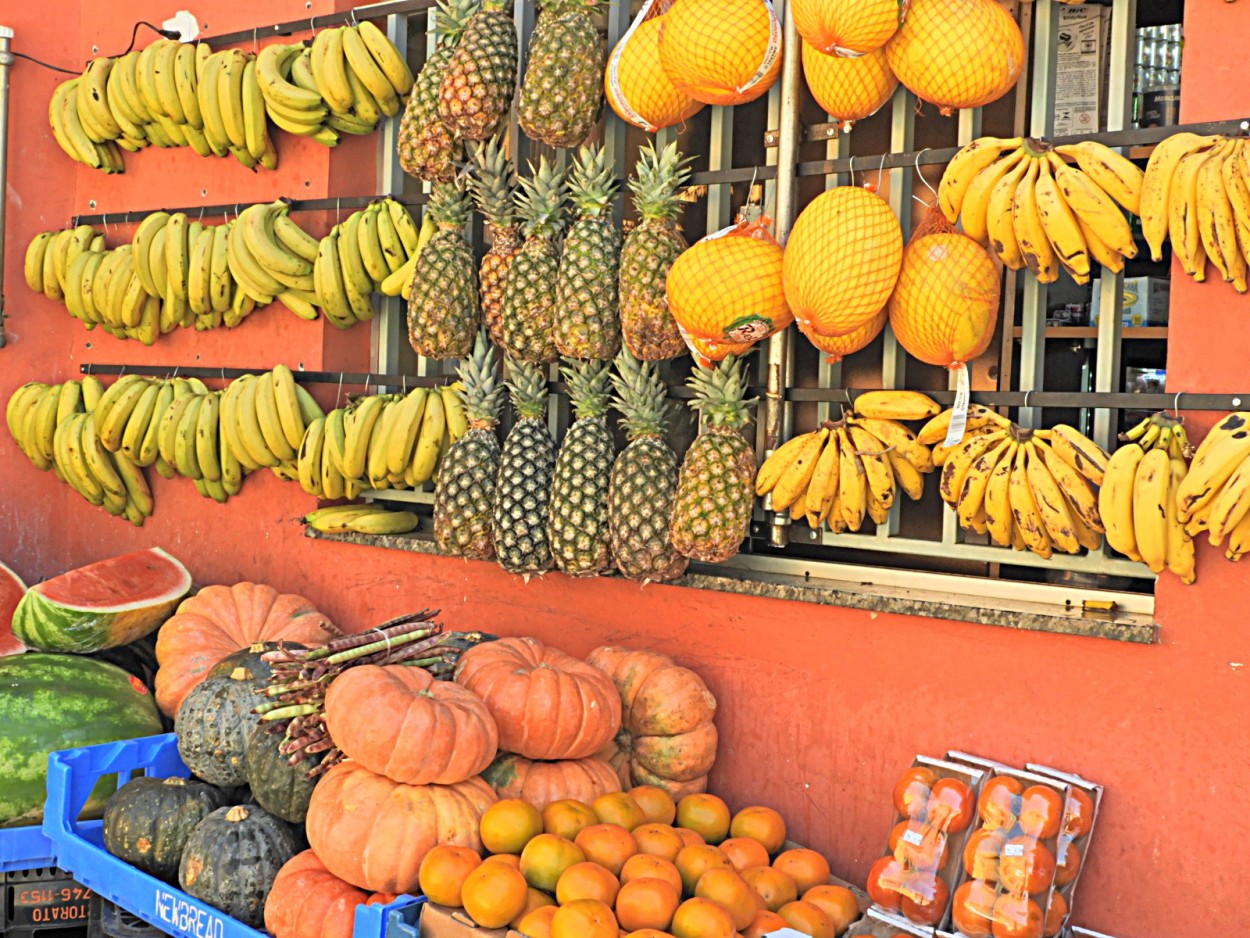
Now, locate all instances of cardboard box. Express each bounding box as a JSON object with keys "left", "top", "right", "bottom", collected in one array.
[
  {"left": 1053, "top": 5, "right": 1111, "bottom": 136},
  {"left": 1089, "top": 277, "right": 1169, "bottom": 327}
]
